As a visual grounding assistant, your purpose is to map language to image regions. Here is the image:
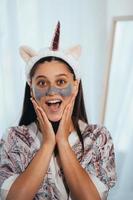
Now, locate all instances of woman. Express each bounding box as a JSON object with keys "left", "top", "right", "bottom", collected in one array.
[{"left": 0, "top": 22, "right": 116, "bottom": 200}]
